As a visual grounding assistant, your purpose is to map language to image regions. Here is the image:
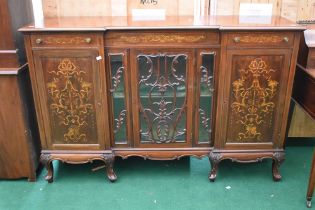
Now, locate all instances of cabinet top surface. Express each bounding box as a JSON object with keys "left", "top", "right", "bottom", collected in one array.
[{"left": 19, "top": 15, "right": 304, "bottom": 32}]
